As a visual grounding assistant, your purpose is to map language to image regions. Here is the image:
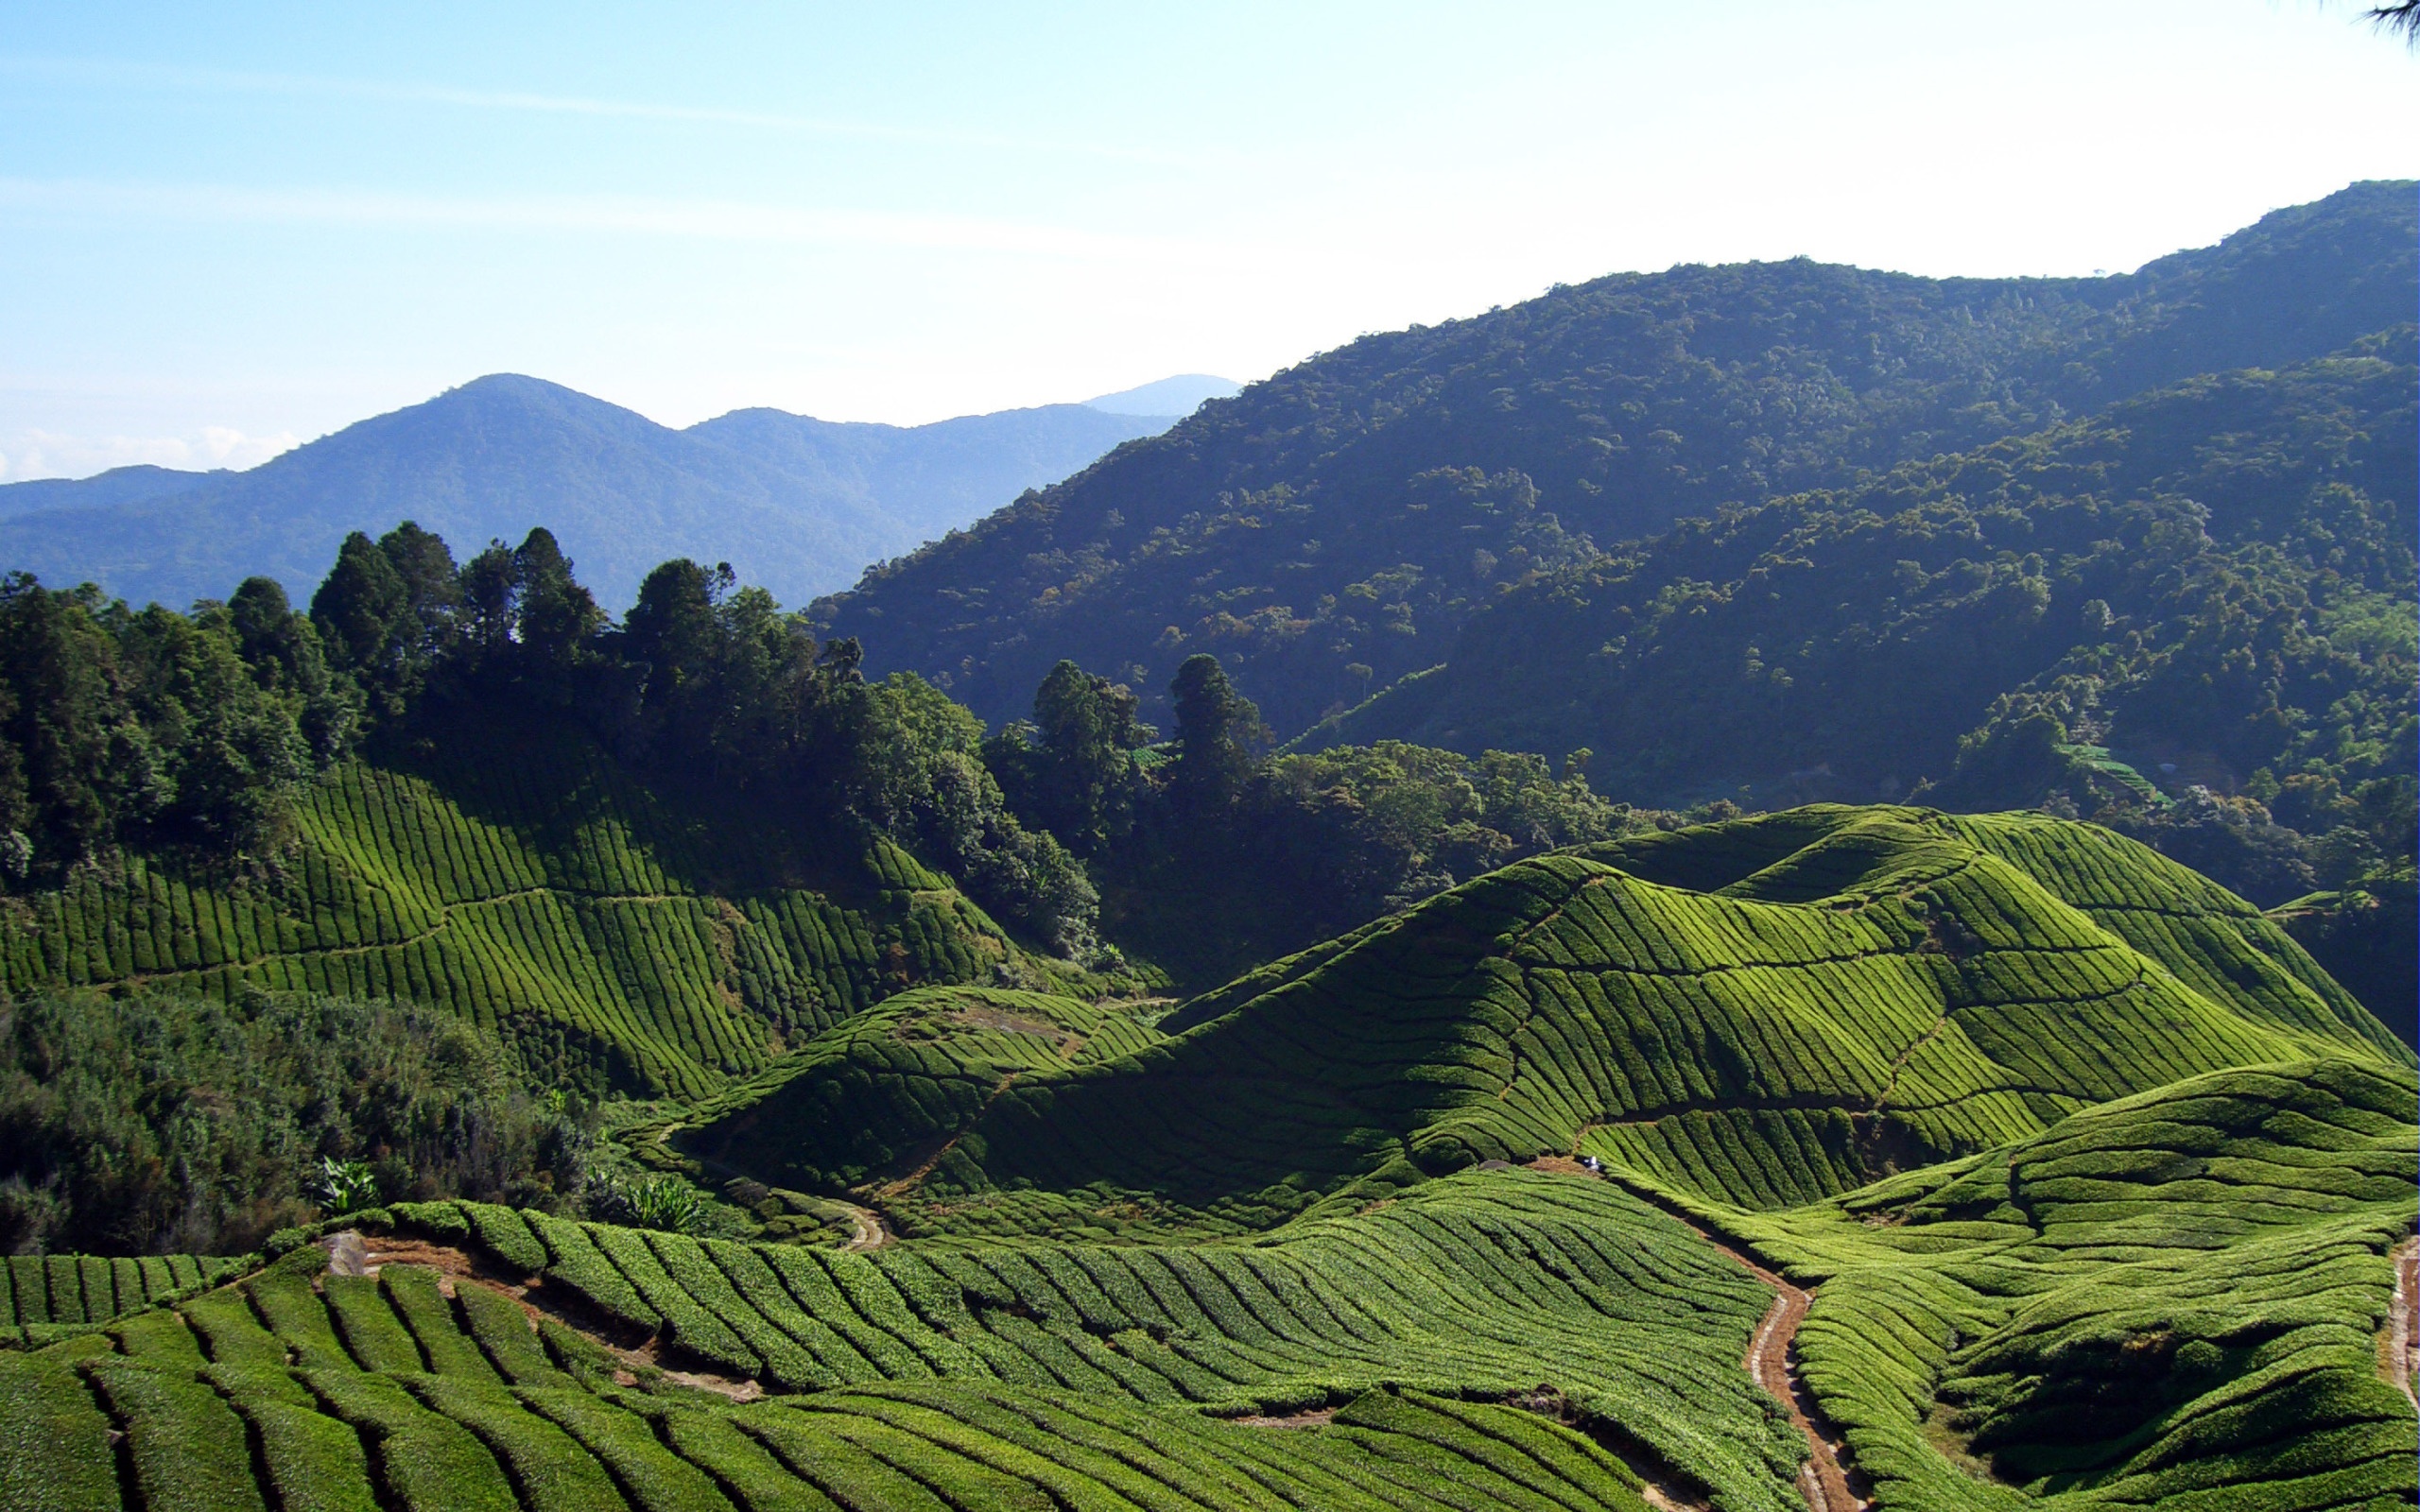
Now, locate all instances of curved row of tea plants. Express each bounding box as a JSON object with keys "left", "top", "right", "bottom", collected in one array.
[
  {"left": 774, "top": 809, "right": 2408, "bottom": 1233},
  {"left": 0, "top": 723, "right": 1068, "bottom": 1100},
  {"left": 1719, "top": 1056, "right": 2419, "bottom": 1512},
  {"left": 0, "top": 1253, "right": 251, "bottom": 1345},
  {"left": 0, "top": 1171, "right": 1810, "bottom": 1512}
]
